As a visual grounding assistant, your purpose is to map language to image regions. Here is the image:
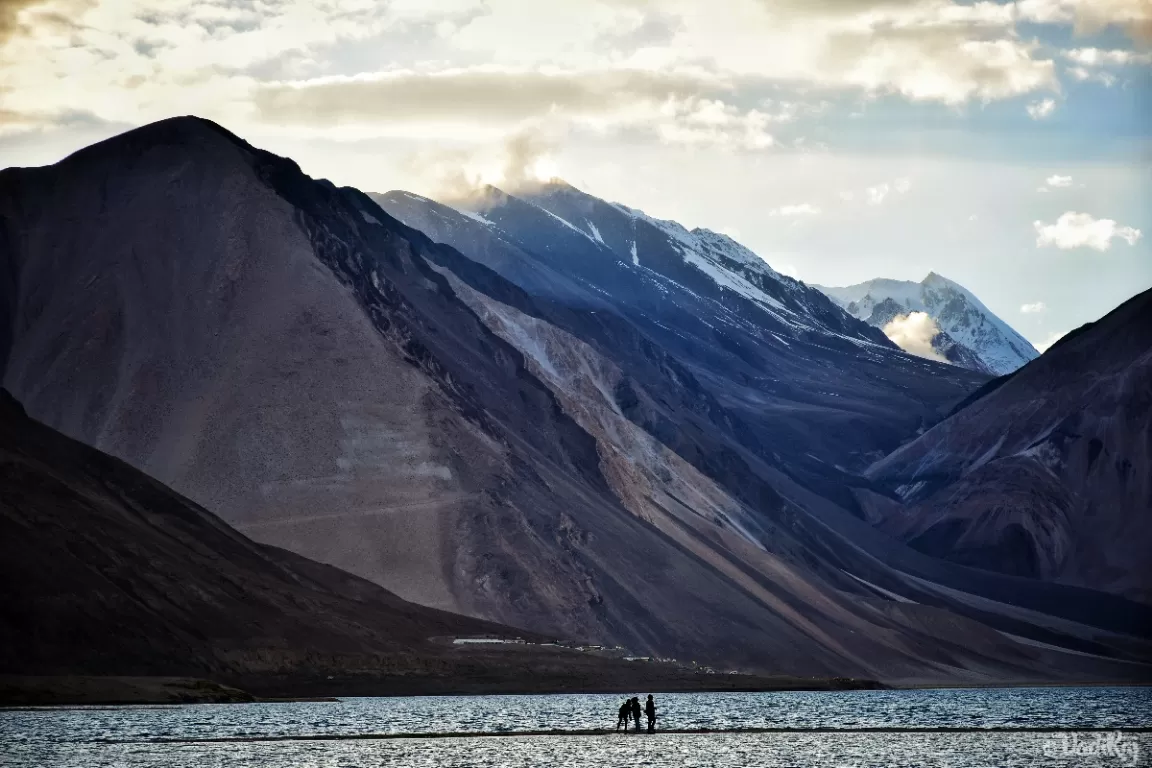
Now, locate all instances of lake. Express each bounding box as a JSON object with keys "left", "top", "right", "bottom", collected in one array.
[{"left": 2, "top": 686, "right": 1149, "bottom": 767}]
